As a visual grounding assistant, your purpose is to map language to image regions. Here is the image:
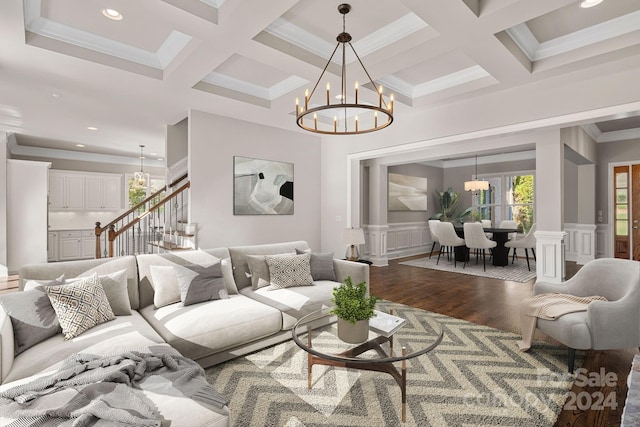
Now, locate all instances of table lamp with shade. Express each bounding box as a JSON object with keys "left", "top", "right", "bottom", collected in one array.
[{"left": 343, "top": 228, "right": 365, "bottom": 261}]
